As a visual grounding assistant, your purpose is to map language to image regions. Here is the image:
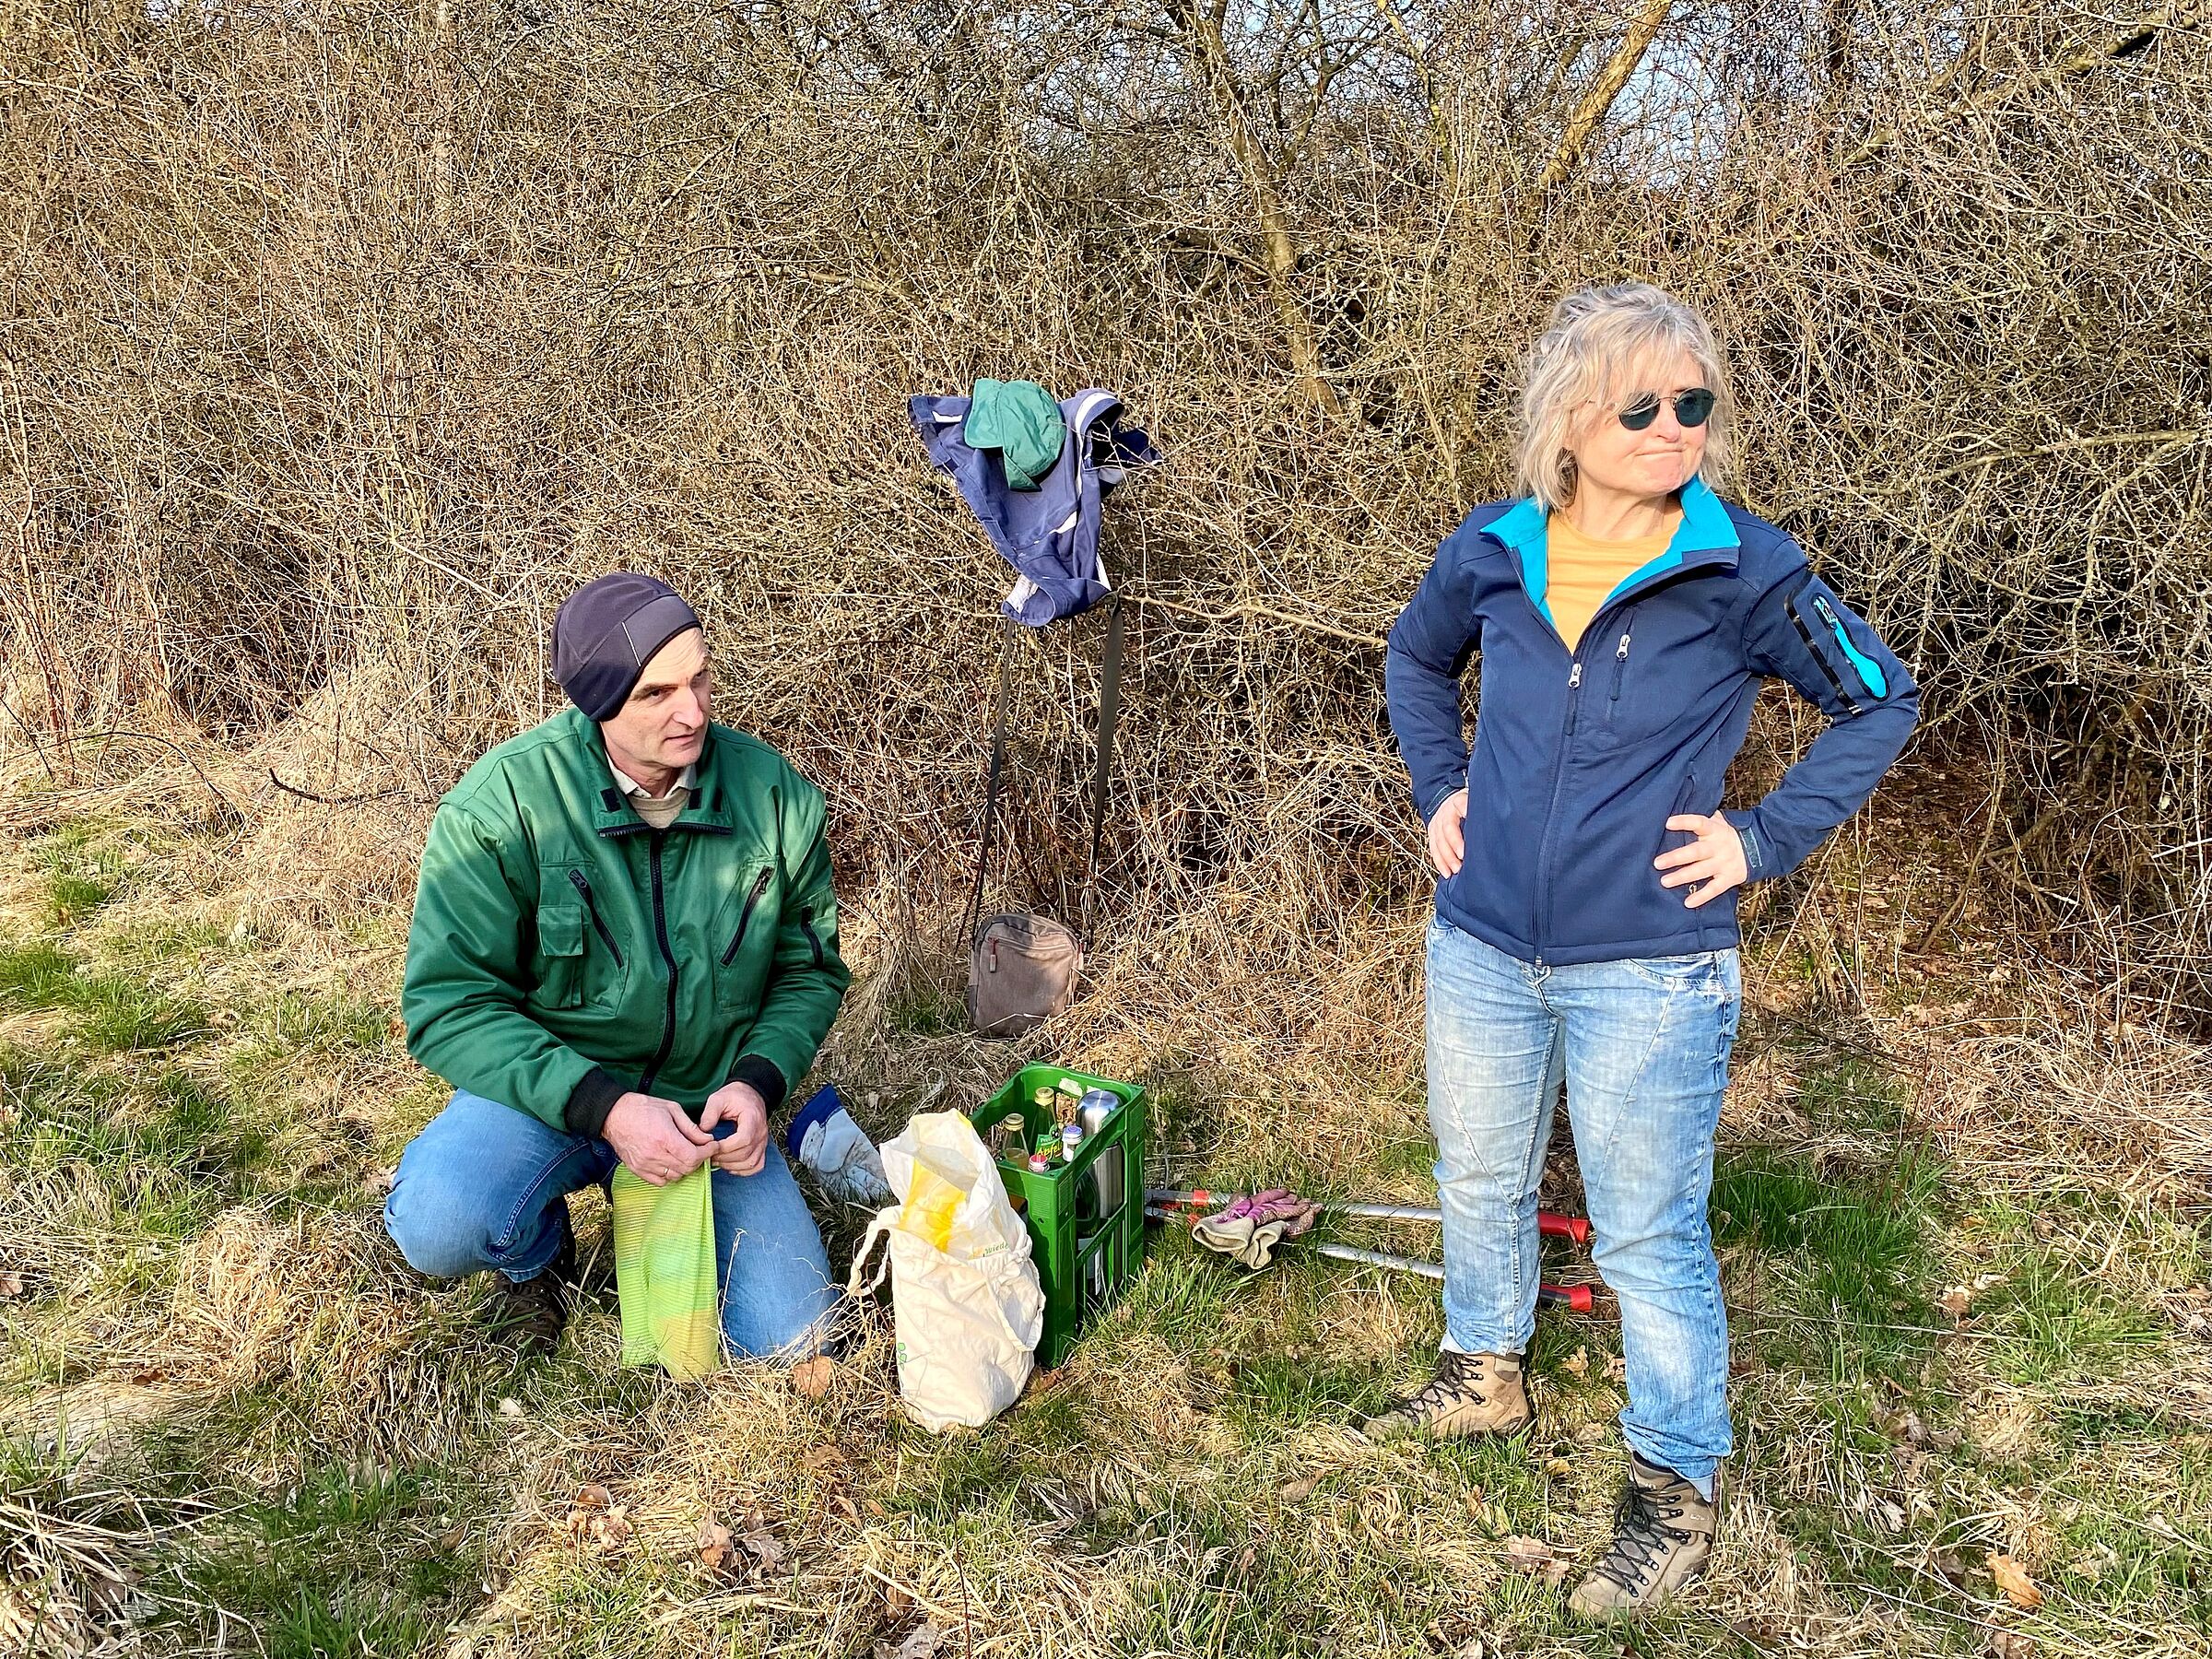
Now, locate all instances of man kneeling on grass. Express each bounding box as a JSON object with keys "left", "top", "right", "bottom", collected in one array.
[{"left": 384, "top": 572, "right": 849, "bottom": 1361}]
